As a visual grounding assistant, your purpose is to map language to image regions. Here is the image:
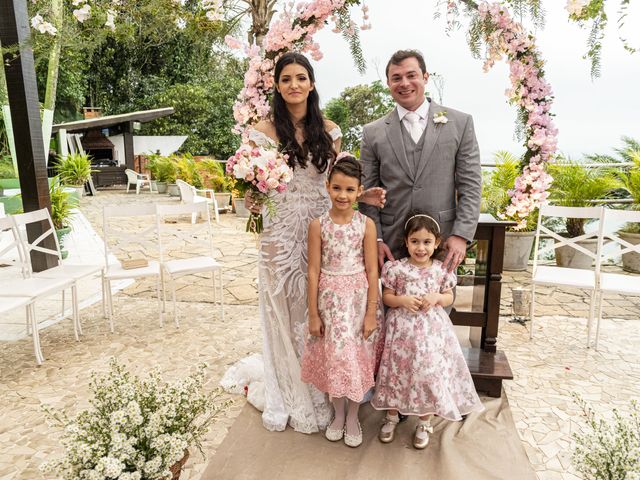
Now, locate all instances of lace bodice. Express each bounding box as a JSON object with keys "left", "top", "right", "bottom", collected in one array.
[
  {"left": 248, "top": 127, "right": 342, "bottom": 298},
  {"left": 319, "top": 211, "right": 366, "bottom": 276}
]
